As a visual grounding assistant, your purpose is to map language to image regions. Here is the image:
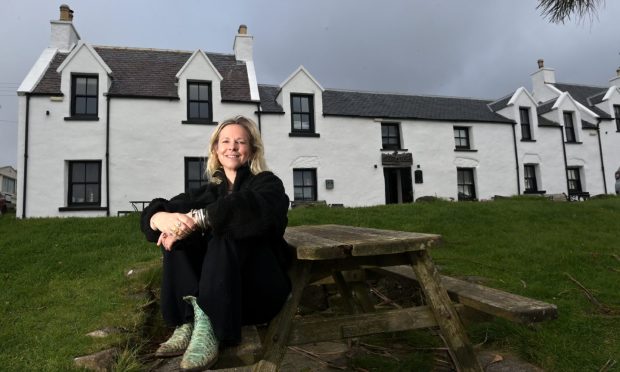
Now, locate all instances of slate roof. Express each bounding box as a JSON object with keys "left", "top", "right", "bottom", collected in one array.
[
  {"left": 537, "top": 116, "right": 560, "bottom": 127},
  {"left": 581, "top": 120, "right": 597, "bottom": 129},
  {"left": 553, "top": 83, "right": 611, "bottom": 119},
  {"left": 537, "top": 99, "right": 557, "bottom": 115},
  {"left": 487, "top": 93, "right": 513, "bottom": 112},
  {"left": 257, "top": 85, "right": 284, "bottom": 113},
  {"left": 31, "top": 47, "right": 252, "bottom": 101},
  {"left": 321, "top": 90, "right": 514, "bottom": 123}
]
